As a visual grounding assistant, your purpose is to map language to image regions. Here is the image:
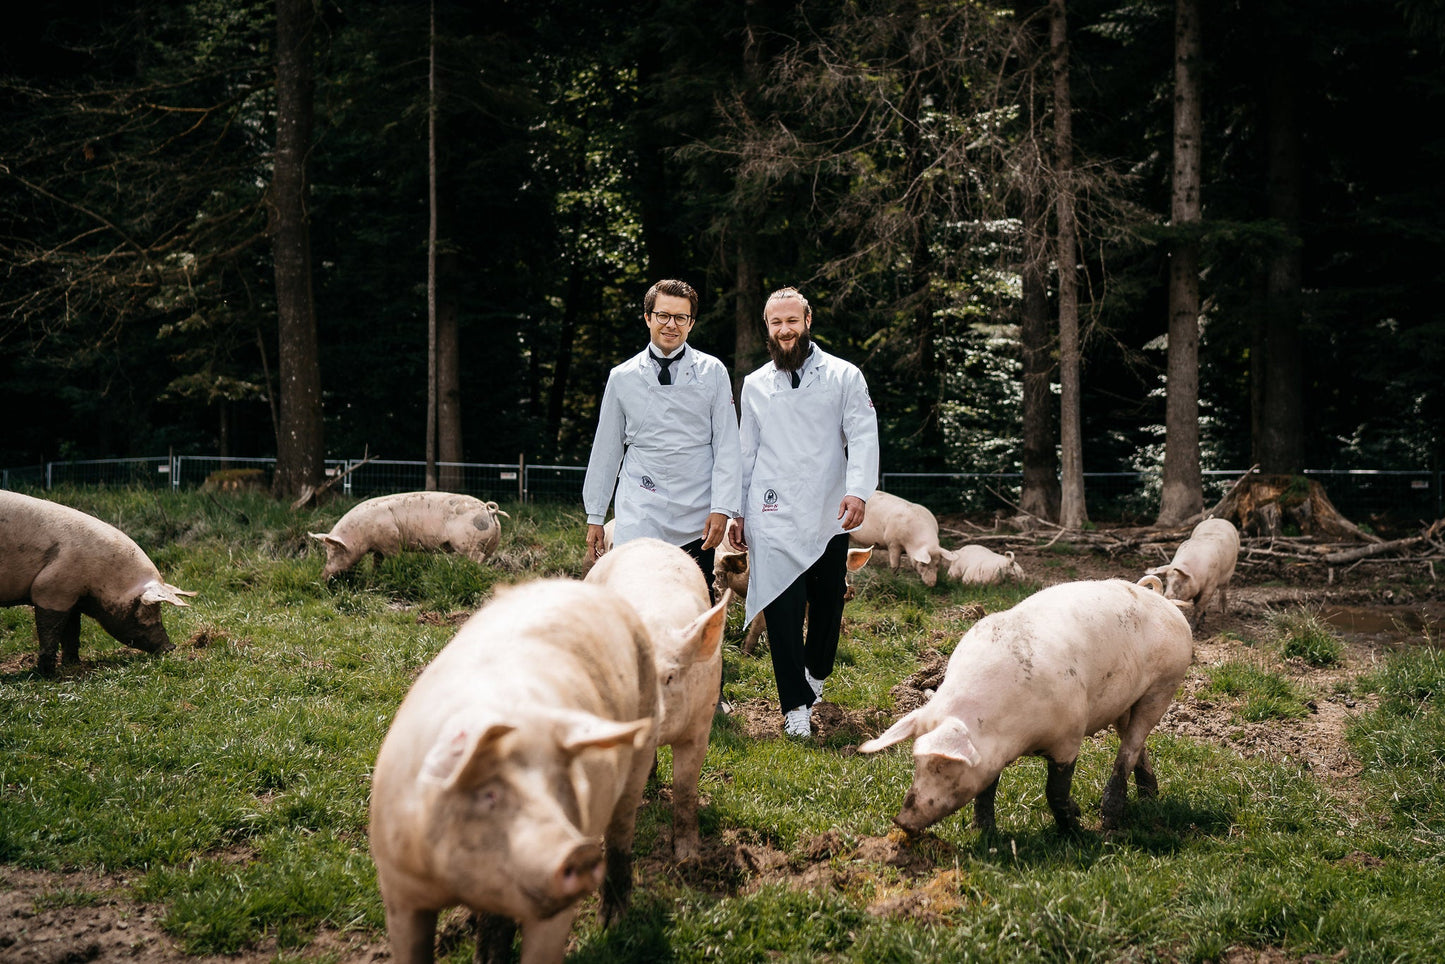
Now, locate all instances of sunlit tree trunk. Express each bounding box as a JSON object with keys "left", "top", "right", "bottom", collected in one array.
[
  {"left": 1156, "top": 0, "right": 1204, "bottom": 525},
  {"left": 1050, "top": 0, "right": 1088, "bottom": 528},
  {"left": 270, "top": 0, "right": 325, "bottom": 500}
]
